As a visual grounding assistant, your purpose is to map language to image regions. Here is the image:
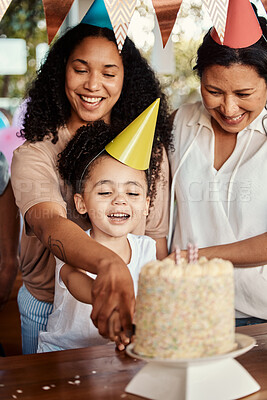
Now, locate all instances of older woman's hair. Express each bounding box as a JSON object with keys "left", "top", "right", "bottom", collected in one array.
[{"left": 194, "top": 11, "right": 267, "bottom": 83}]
